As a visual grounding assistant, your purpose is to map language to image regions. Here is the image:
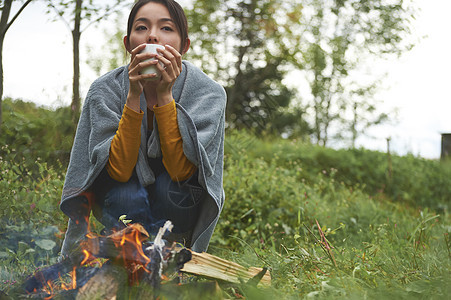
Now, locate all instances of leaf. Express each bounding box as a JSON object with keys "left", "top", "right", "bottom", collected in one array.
[
  {"left": 406, "top": 280, "right": 429, "bottom": 294},
  {"left": 35, "top": 239, "right": 57, "bottom": 251},
  {"left": 18, "top": 241, "right": 30, "bottom": 252},
  {"left": 119, "top": 214, "right": 132, "bottom": 225},
  {"left": 25, "top": 248, "right": 36, "bottom": 254},
  {"left": 41, "top": 225, "right": 60, "bottom": 236},
  {"left": 282, "top": 223, "right": 292, "bottom": 235},
  {"left": 240, "top": 208, "right": 254, "bottom": 219}
]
